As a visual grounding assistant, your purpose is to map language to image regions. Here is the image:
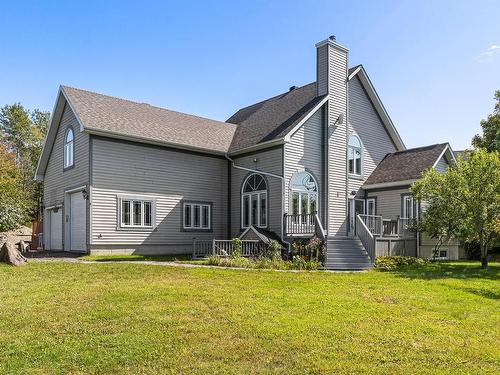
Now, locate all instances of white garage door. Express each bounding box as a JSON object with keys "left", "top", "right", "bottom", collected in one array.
[
  {"left": 70, "top": 192, "right": 86, "bottom": 252},
  {"left": 49, "top": 210, "right": 63, "bottom": 251}
]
